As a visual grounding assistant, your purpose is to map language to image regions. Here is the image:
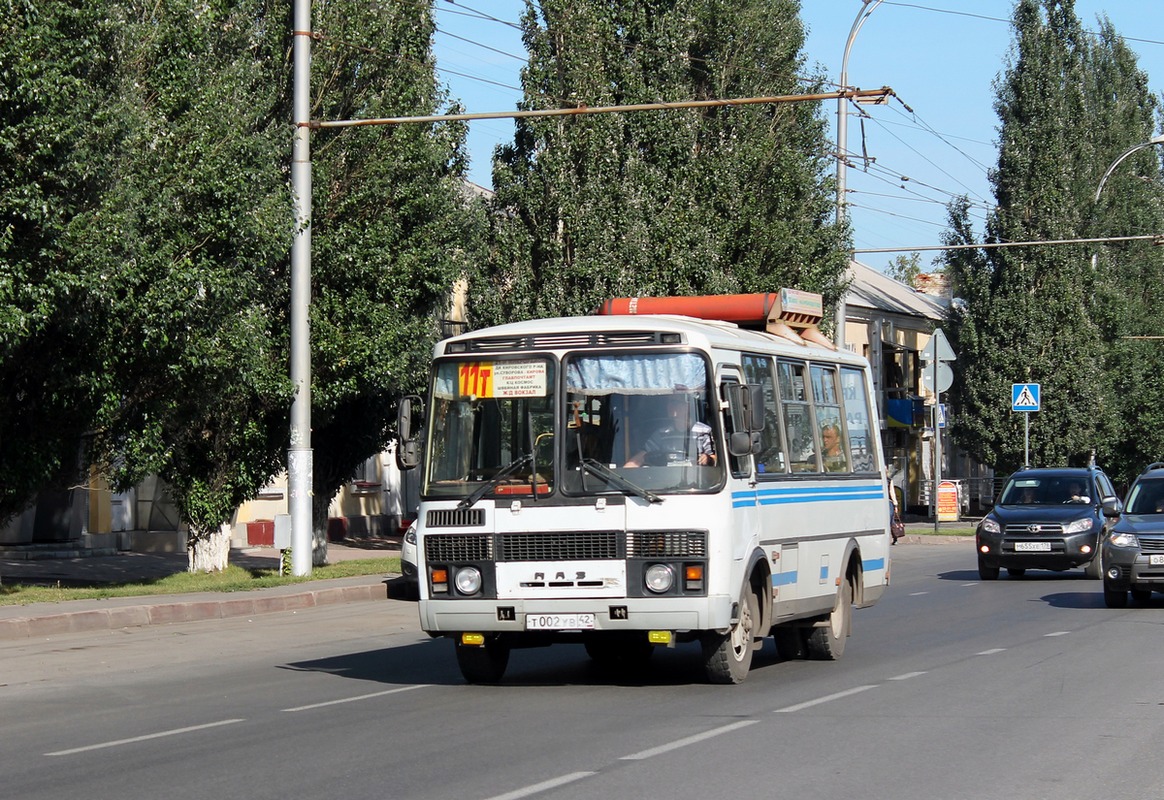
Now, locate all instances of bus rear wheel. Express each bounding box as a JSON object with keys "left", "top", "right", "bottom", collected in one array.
[
  {"left": 703, "top": 586, "right": 759, "bottom": 684},
  {"left": 806, "top": 578, "right": 852, "bottom": 660}
]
